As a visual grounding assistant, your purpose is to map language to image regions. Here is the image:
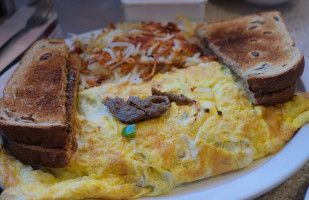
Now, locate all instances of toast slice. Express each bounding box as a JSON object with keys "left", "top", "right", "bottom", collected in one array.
[
  {"left": 0, "top": 39, "right": 80, "bottom": 167},
  {"left": 3, "top": 136, "right": 71, "bottom": 168},
  {"left": 251, "top": 81, "right": 296, "bottom": 106},
  {"left": 195, "top": 11, "right": 304, "bottom": 105},
  {"left": 0, "top": 39, "right": 68, "bottom": 147}
]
